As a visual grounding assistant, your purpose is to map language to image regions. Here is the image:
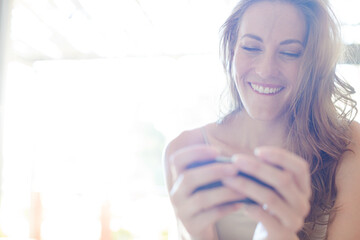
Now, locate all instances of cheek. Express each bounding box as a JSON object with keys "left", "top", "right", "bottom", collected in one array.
[
  {"left": 233, "top": 54, "right": 252, "bottom": 80},
  {"left": 282, "top": 64, "right": 301, "bottom": 104},
  {"left": 286, "top": 65, "right": 299, "bottom": 87},
  {"left": 233, "top": 56, "right": 250, "bottom": 100},
  {"left": 284, "top": 62, "right": 301, "bottom": 84}
]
